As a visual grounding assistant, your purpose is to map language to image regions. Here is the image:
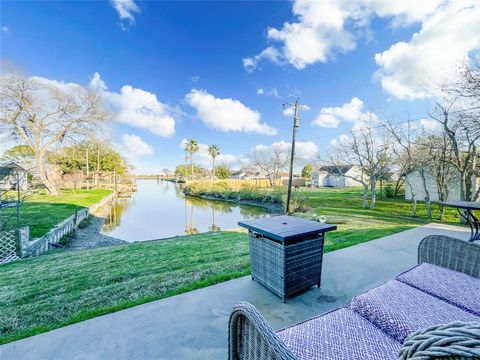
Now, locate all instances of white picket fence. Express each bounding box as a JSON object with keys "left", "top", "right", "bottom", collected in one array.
[{"left": 0, "top": 193, "right": 115, "bottom": 264}]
